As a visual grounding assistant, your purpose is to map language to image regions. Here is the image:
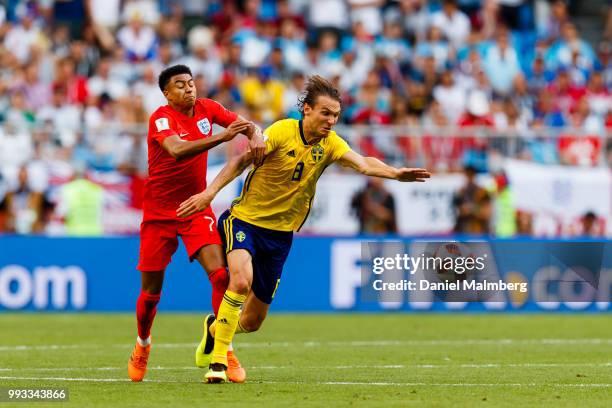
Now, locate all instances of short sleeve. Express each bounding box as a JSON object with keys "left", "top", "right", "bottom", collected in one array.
[
  {"left": 263, "top": 121, "right": 283, "bottom": 154},
  {"left": 150, "top": 113, "right": 178, "bottom": 144},
  {"left": 204, "top": 99, "right": 238, "bottom": 128},
  {"left": 329, "top": 133, "right": 352, "bottom": 162}
]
